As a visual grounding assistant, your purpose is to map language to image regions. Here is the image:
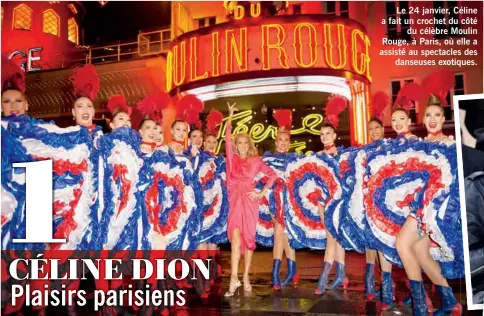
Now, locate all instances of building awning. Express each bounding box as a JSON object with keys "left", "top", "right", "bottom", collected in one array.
[{"left": 25, "top": 58, "right": 165, "bottom": 119}]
